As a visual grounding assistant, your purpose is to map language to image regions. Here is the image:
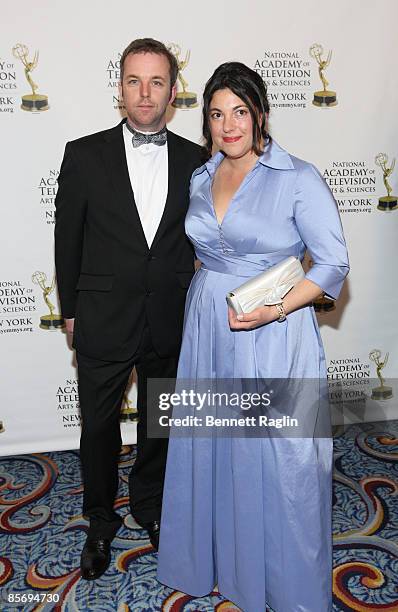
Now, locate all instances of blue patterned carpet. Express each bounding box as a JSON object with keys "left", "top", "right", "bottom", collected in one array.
[{"left": 1, "top": 421, "right": 397, "bottom": 612}]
